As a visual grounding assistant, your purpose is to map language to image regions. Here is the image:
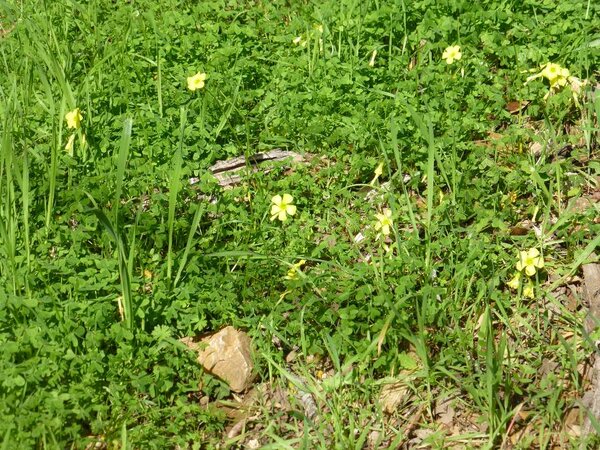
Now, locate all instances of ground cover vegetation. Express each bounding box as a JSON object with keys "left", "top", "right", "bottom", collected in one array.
[{"left": 1, "top": 0, "right": 599, "bottom": 448}]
